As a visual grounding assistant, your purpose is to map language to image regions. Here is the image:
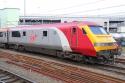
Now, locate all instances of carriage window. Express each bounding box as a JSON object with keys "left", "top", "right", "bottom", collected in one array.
[
  {"left": 82, "top": 28, "right": 86, "bottom": 34},
  {"left": 43, "top": 31, "right": 47, "bottom": 36},
  {"left": 0, "top": 32, "right": 3, "bottom": 37},
  {"left": 23, "top": 31, "right": 26, "bottom": 36},
  {"left": 12, "top": 31, "right": 21, "bottom": 37}
]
